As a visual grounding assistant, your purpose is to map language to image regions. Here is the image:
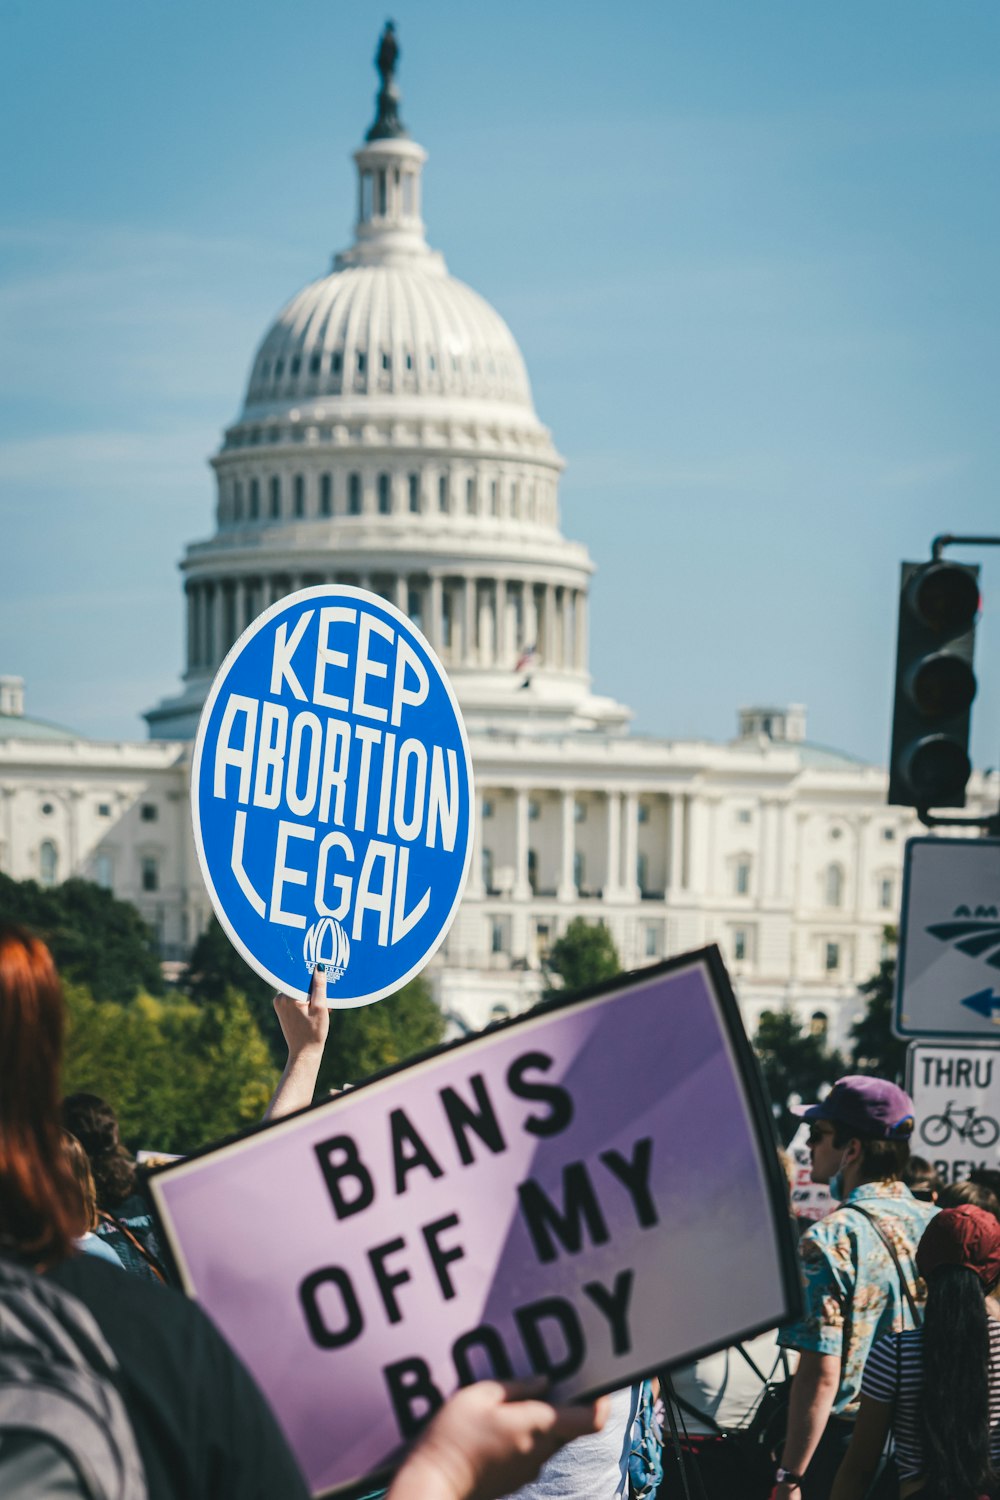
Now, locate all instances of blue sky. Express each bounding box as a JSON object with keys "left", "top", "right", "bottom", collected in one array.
[{"left": 1, "top": 0, "right": 998, "bottom": 774}]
